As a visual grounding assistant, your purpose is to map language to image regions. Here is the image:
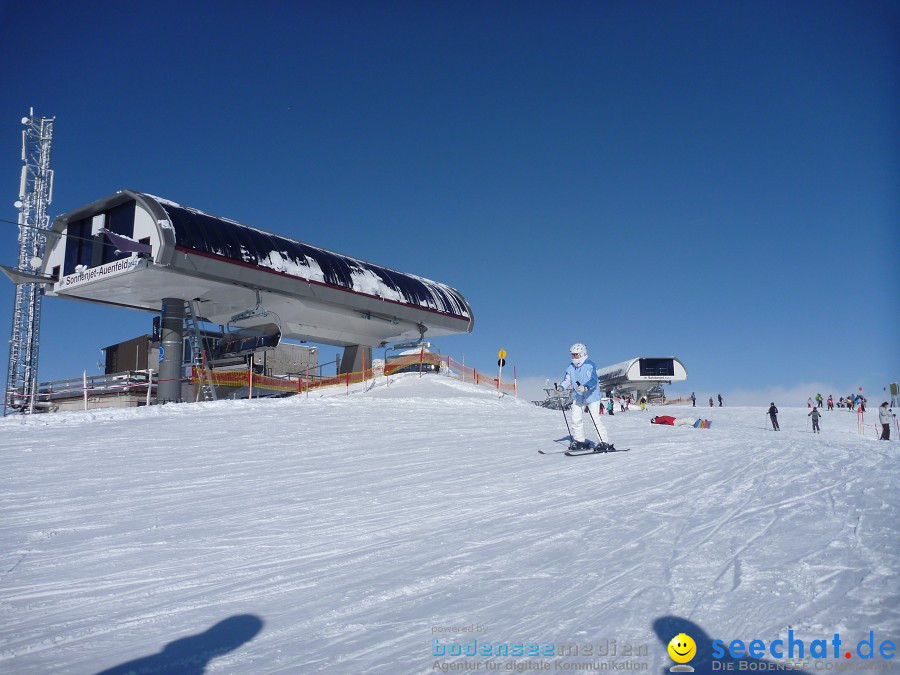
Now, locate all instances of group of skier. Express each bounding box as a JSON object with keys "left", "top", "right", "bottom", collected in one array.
[
  {"left": 768, "top": 402, "right": 843, "bottom": 433},
  {"left": 839, "top": 394, "right": 867, "bottom": 411},
  {"left": 768, "top": 402, "right": 825, "bottom": 433},
  {"left": 554, "top": 344, "right": 895, "bottom": 448},
  {"left": 807, "top": 393, "right": 869, "bottom": 411},
  {"left": 689, "top": 392, "right": 723, "bottom": 407},
  {"left": 768, "top": 399, "right": 894, "bottom": 438}
]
